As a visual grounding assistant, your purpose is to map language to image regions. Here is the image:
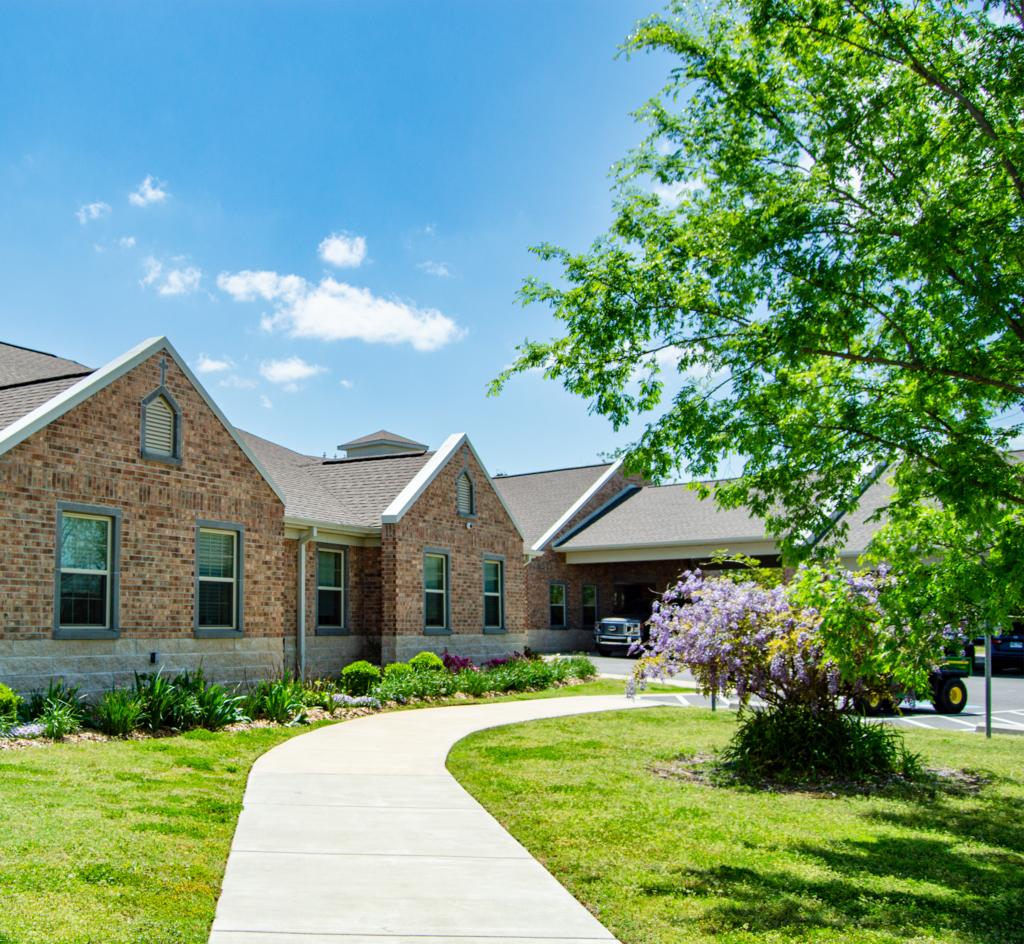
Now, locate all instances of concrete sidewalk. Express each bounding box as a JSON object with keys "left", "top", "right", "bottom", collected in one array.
[{"left": 209, "top": 694, "right": 648, "bottom": 944}]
